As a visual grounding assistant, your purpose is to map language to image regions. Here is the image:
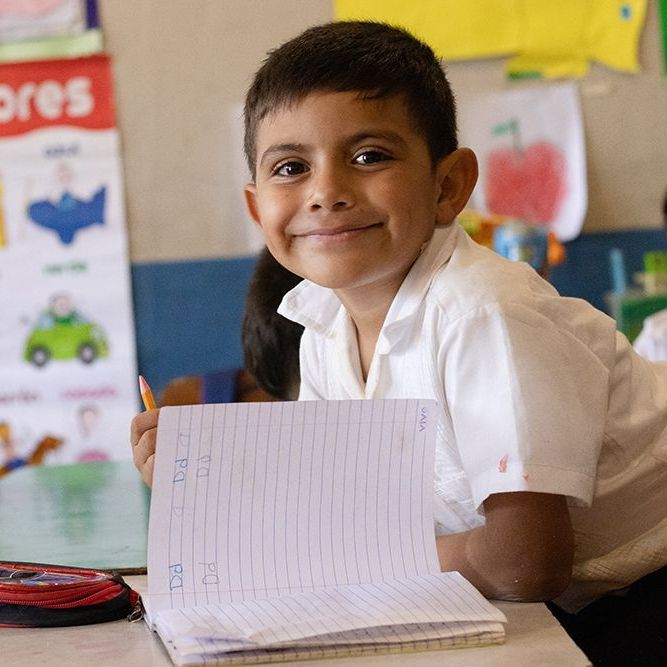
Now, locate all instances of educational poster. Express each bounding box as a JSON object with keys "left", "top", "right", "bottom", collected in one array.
[
  {"left": 0, "top": 55, "right": 138, "bottom": 465},
  {"left": 457, "top": 82, "right": 587, "bottom": 241}
]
